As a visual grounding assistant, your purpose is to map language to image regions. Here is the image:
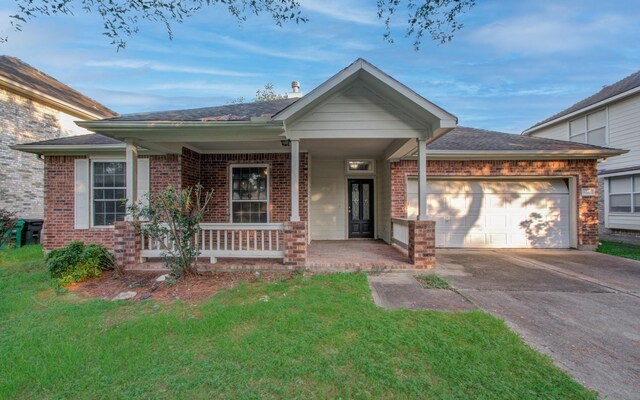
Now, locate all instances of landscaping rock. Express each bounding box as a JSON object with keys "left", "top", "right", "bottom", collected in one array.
[
  {"left": 150, "top": 282, "right": 160, "bottom": 292},
  {"left": 139, "top": 293, "right": 152, "bottom": 301},
  {"left": 111, "top": 291, "right": 137, "bottom": 301},
  {"left": 156, "top": 274, "right": 170, "bottom": 282}
]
